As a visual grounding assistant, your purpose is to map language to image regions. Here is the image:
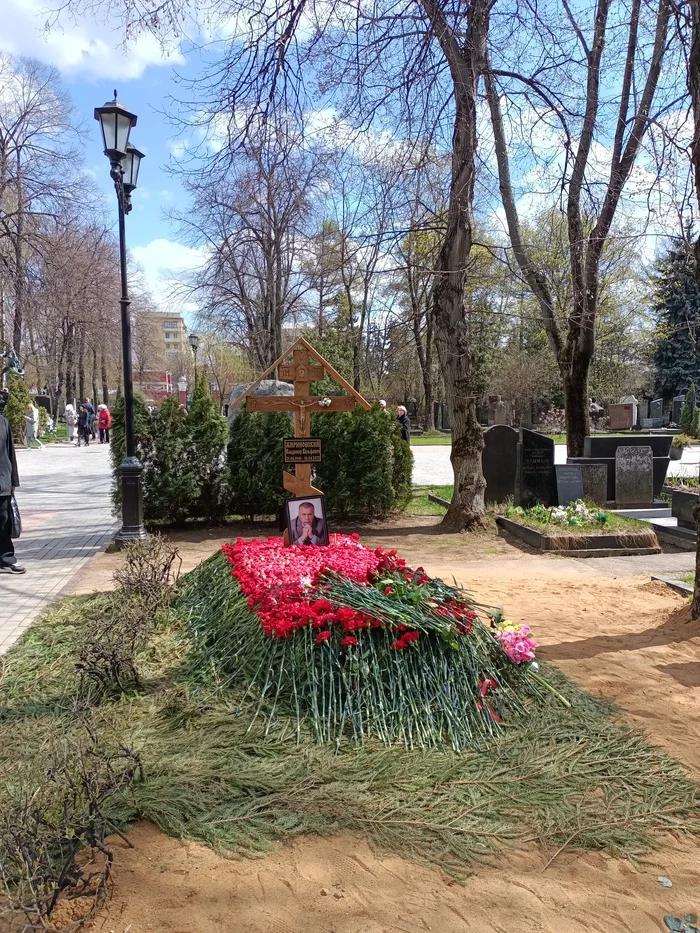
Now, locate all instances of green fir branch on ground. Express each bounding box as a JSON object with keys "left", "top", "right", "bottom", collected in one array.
[{"left": 0, "top": 575, "right": 699, "bottom": 880}]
